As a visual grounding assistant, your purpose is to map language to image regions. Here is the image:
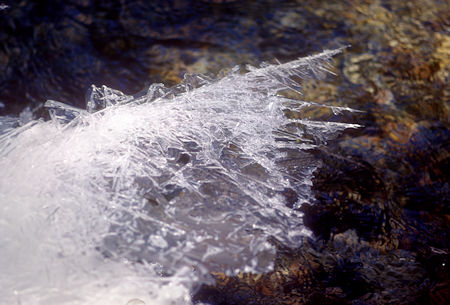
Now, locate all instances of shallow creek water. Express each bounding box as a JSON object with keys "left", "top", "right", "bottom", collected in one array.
[{"left": 0, "top": 1, "right": 448, "bottom": 304}]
